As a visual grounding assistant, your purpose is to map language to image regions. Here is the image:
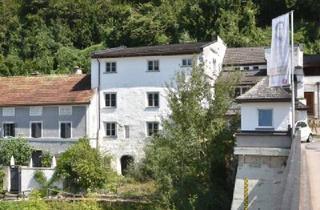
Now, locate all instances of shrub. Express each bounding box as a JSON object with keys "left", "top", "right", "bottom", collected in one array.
[
  {"left": 0, "top": 169, "right": 4, "bottom": 193},
  {"left": 40, "top": 152, "right": 53, "bottom": 168},
  {"left": 55, "top": 138, "right": 111, "bottom": 193},
  {"left": 0, "top": 138, "right": 33, "bottom": 166}
]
